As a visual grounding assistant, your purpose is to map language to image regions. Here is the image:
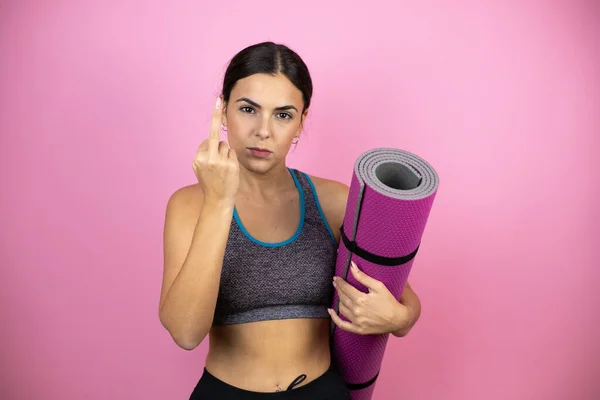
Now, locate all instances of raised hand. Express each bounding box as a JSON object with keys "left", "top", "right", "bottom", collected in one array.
[{"left": 192, "top": 97, "right": 240, "bottom": 205}]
